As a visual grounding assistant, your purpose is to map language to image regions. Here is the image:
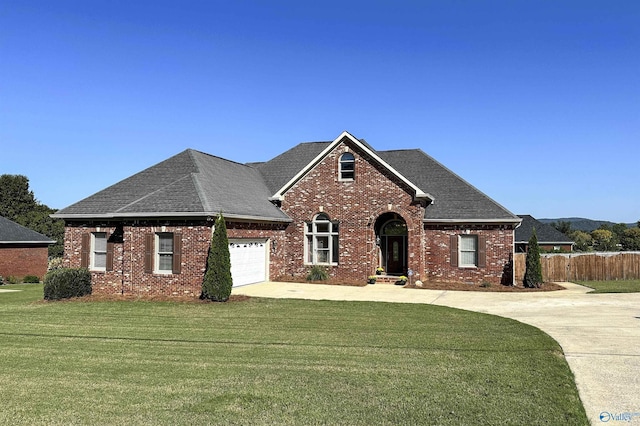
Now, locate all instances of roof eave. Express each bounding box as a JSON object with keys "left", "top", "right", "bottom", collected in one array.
[
  {"left": 515, "top": 240, "right": 575, "bottom": 245},
  {"left": 272, "top": 131, "right": 434, "bottom": 202},
  {"left": 0, "top": 240, "right": 56, "bottom": 245},
  {"left": 52, "top": 212, "right": 293, "bottom": 223},
  {"left": 424, "top": 218, "right": 523, "bottom": 225}
]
